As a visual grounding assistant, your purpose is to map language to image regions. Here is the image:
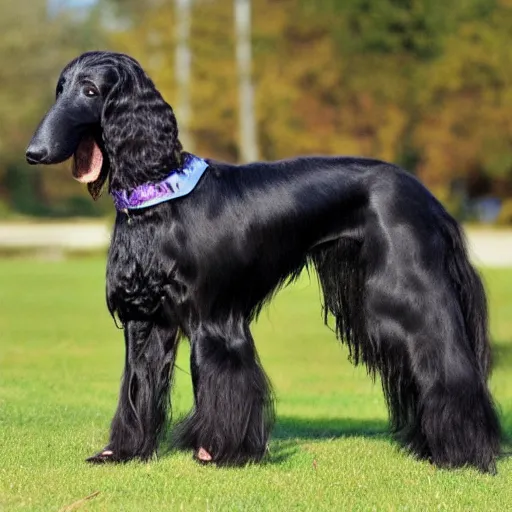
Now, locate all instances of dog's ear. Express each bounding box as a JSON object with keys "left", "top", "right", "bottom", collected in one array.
[
  {"left": 100, "top": 67, "right": 125, "bottom": 127},
  {"left": 98, "top": 56, "right": 183, "bottom": 190}
]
